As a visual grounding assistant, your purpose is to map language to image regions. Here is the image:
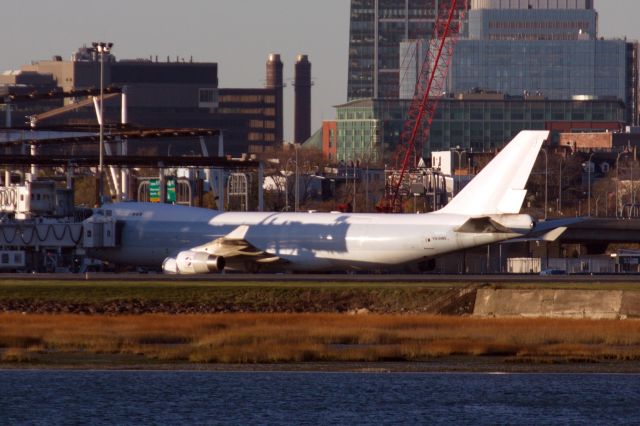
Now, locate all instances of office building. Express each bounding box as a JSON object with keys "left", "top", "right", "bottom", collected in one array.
[
  {"left": 347, "top": 0, "right": 468, "bottom": 100},
  {"left": 328, "top": 95, "right": 625, "bottom": 163},
  {"left": 382, "top": 0, "right": 639, "bottom": 158},
  {"left": 450, "top": 39, "right": 631, "bottom": 105},
  {"left": 444, "top": 1, "right": 639, "bottom": 124},
  {"left": 214, "top": 88, "right": 279, "bottom": 150},
  {"left": 471, "top": 0, "right": 593, "bottom": 9},
  {"left": 0, "top": 46, "right": 285, "bottom": 155}
]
